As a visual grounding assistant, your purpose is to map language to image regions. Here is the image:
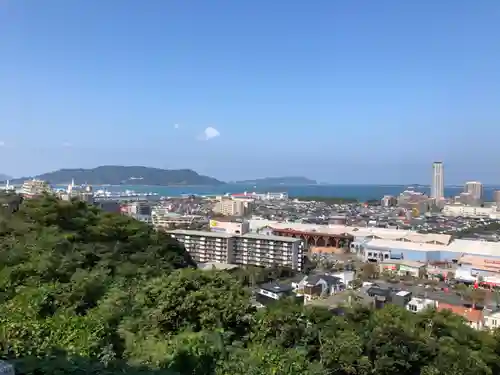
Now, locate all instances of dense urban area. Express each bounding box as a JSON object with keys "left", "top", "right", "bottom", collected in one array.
[{"left": 3, "top": 162, "right": 500, "bottom": 374}]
